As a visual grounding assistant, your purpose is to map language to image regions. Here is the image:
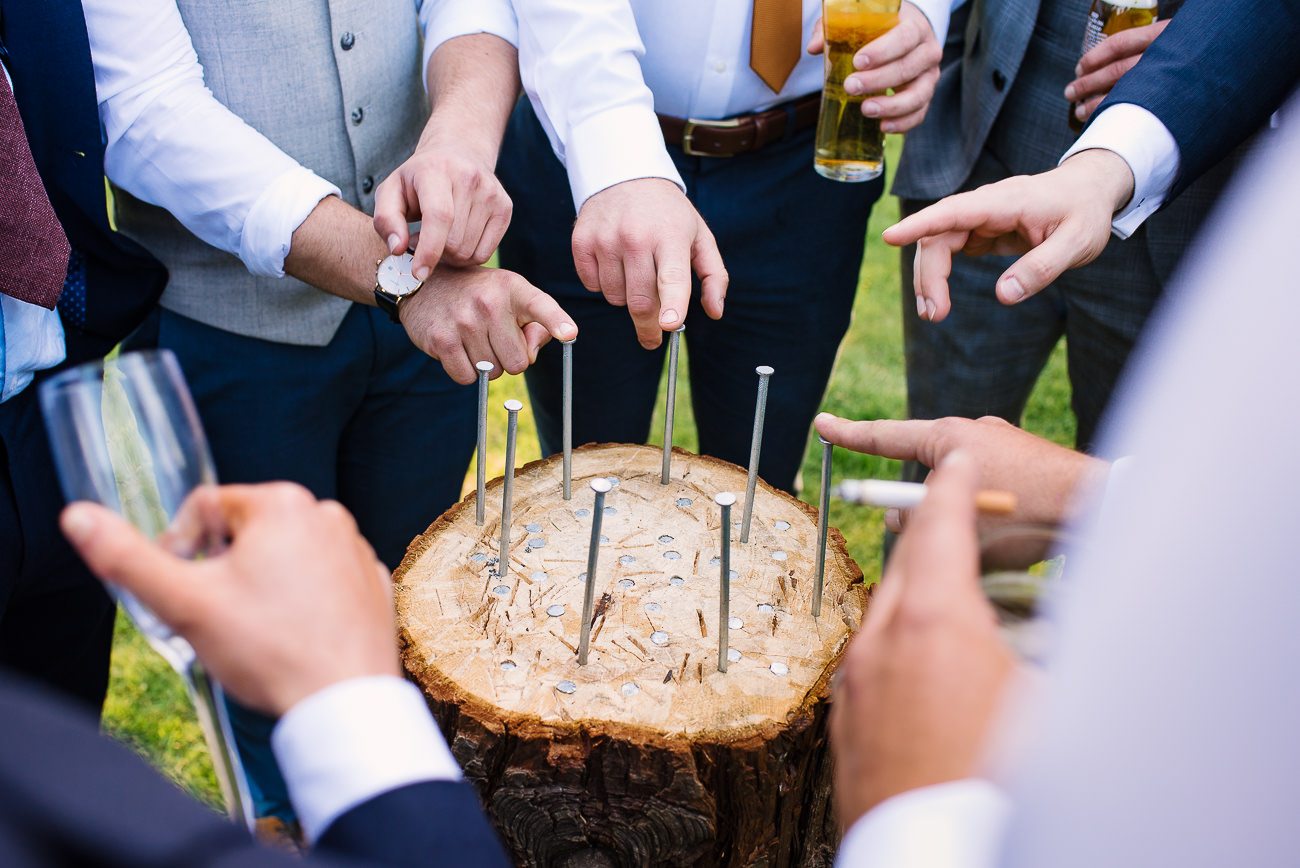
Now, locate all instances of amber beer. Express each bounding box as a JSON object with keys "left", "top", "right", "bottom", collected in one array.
[
  {"left": 1068, "top": 0, "right": 1158, "bottom": 131},
  {"left": 814, "top": 0, "right": 900, "bottom": 182}
]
